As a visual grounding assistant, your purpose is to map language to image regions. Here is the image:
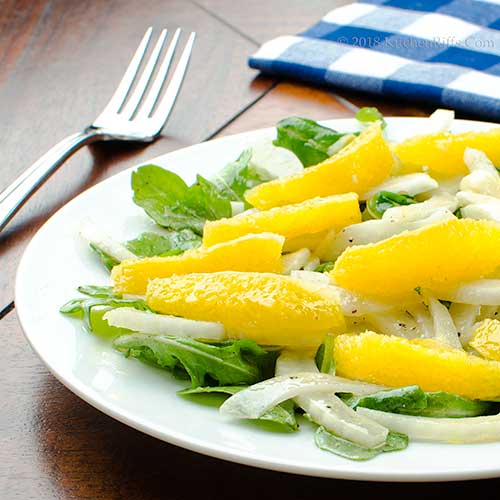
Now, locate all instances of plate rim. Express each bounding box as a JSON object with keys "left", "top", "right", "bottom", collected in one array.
[{"left": 15, "top": 116, "right": 500, "bottom": 483}]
